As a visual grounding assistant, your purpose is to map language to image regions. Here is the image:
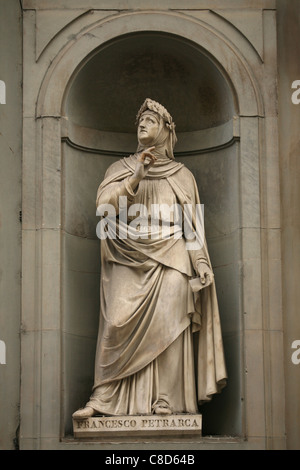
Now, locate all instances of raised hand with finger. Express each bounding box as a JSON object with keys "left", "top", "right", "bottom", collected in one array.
[{"left": 129, "top": 146, "right": 157, "bottom": 191}]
